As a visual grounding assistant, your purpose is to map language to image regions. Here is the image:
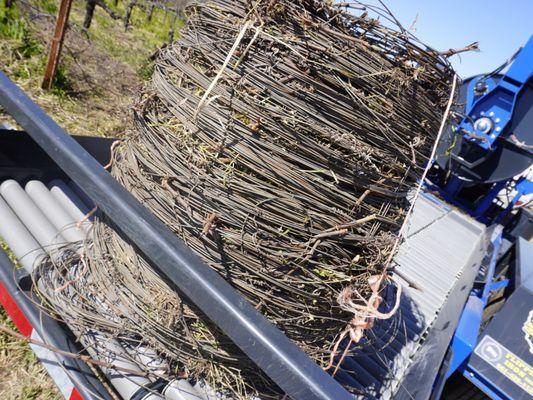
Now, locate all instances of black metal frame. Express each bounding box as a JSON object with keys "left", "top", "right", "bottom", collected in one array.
[
  {"left": 0, "top": 72, "right": 353, "bottom": 400},
  {"left": 0, "top": 129, "right": 115, "bottom": 183}
]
